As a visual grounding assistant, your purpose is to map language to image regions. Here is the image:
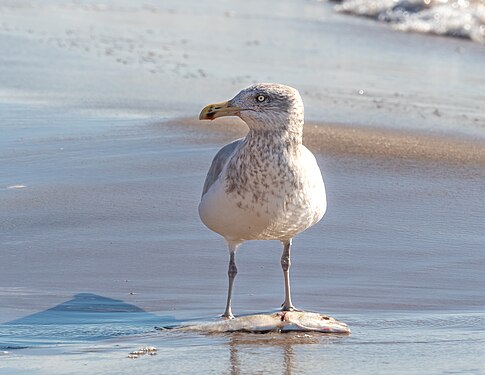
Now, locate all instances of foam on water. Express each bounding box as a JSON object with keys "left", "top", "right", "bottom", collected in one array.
[{"left": 332, "top": 0, "right": 485, "bottom": 43}]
